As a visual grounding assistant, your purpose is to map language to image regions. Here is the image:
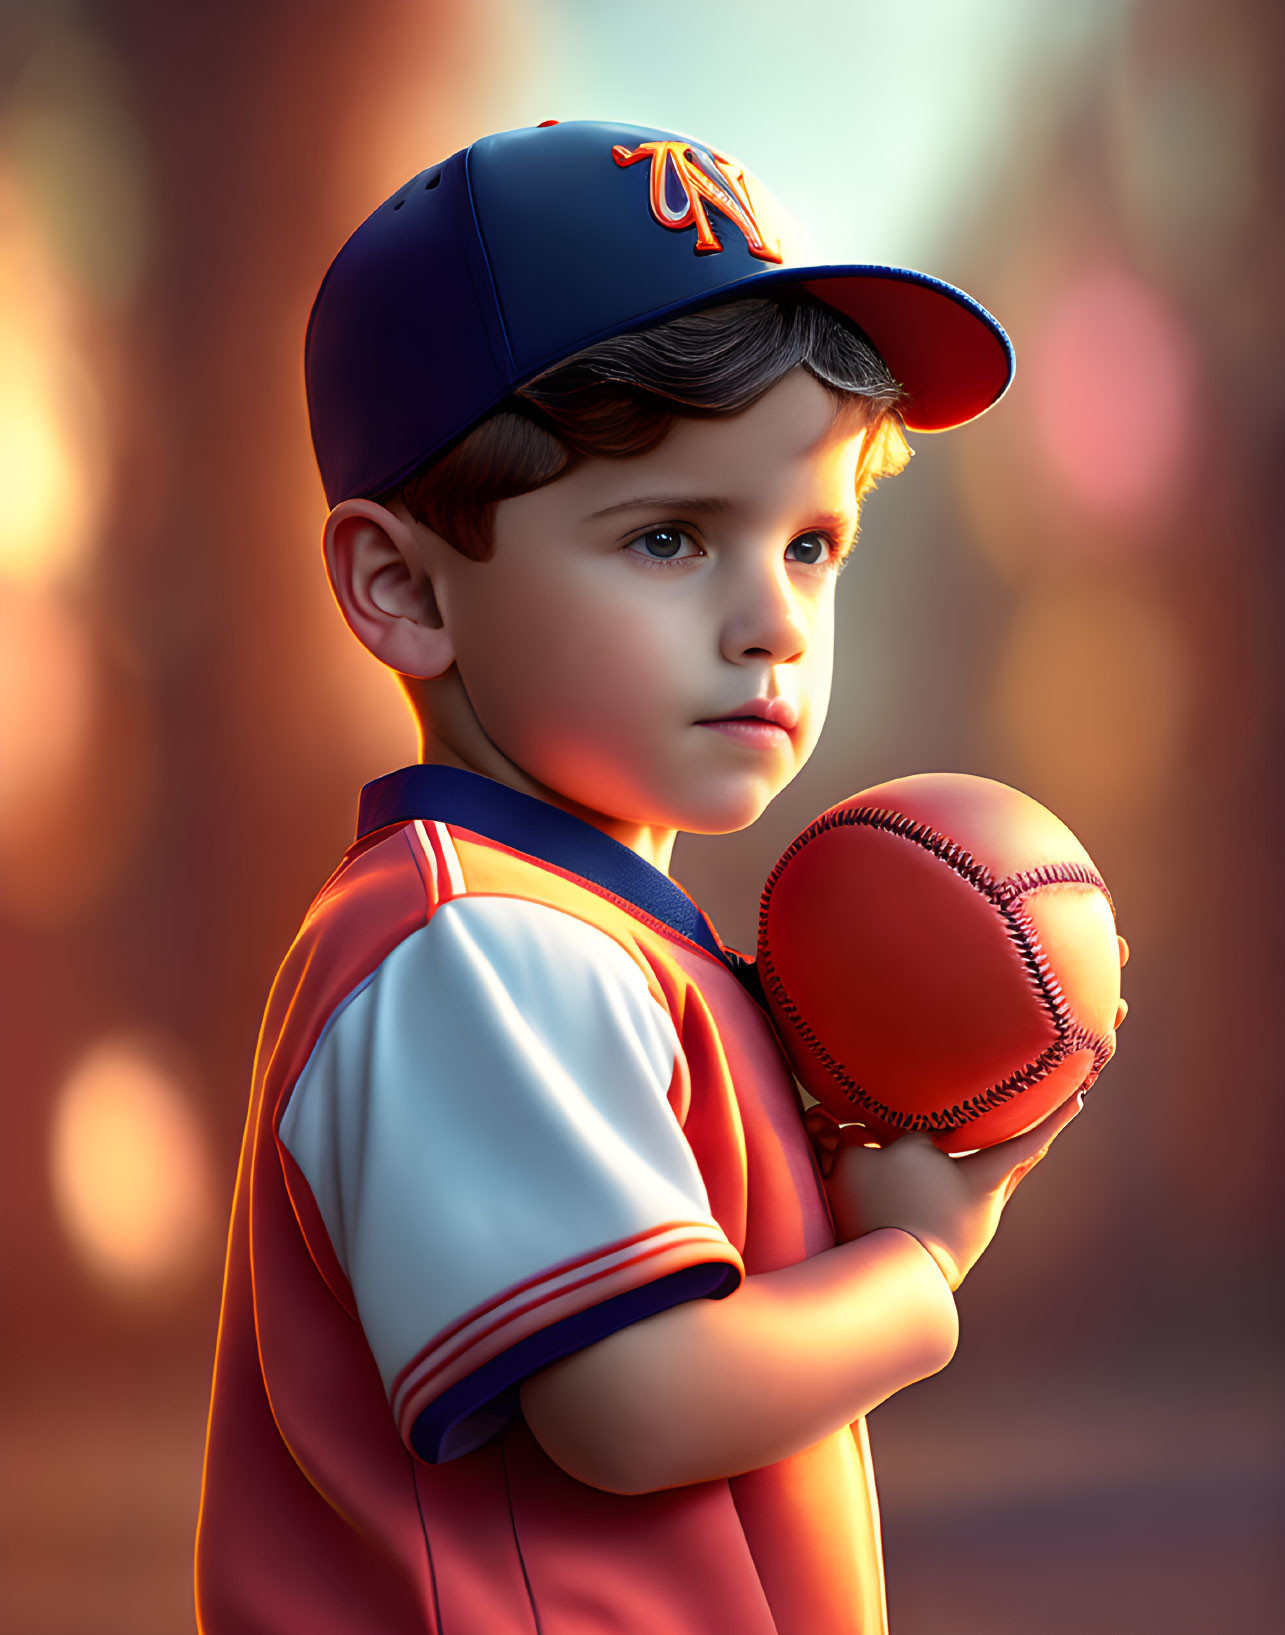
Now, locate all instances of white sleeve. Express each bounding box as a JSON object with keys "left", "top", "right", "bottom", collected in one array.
[{"left": 278, "top": 894, "right": 743, "bottom": 1461}]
